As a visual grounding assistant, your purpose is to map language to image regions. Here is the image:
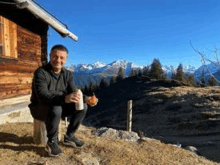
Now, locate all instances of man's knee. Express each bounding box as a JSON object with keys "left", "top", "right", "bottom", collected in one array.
[{"left": 50, "top": 106, "right": 62, "bottom": 118}]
